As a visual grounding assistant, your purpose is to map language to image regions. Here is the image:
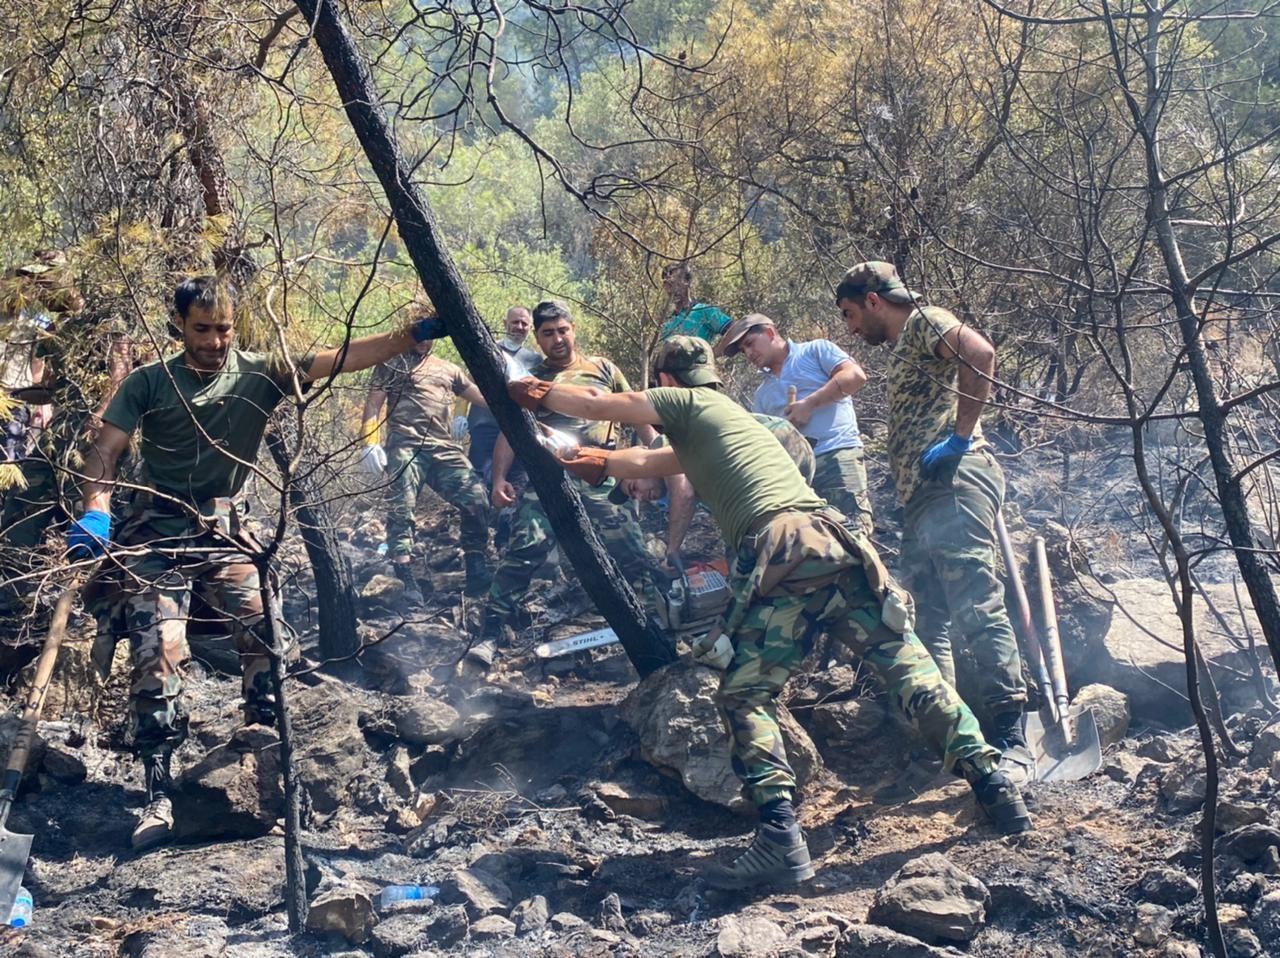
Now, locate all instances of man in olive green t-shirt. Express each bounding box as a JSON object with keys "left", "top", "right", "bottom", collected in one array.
[
  {"left": 506, "top": 335, "right": 1031, "bottom": 890},
  {"left": 68, "top": 275, "right": 448, "bottom": 852}
]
